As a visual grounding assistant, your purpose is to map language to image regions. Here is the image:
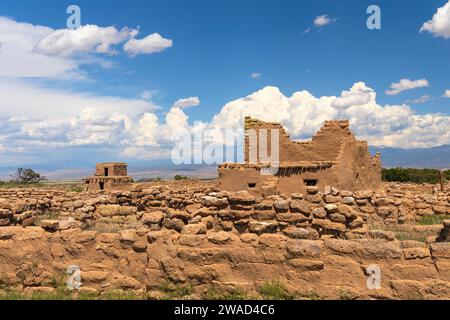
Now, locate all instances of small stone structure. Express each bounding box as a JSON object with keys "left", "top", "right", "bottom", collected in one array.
[
  {"left": 219, "top": 117, "right": 382, "bottom": 196},
  {"left": 84, "top": 162, "right": 133, "bottom": 192}
]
